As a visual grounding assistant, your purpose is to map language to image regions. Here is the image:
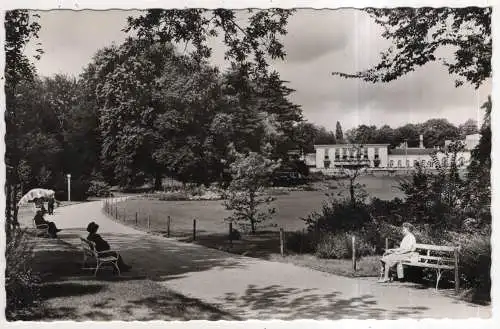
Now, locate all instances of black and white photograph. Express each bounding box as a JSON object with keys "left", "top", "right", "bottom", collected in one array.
[{"left": 2, "top": 0, "right": 495, "bottom": 323}]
